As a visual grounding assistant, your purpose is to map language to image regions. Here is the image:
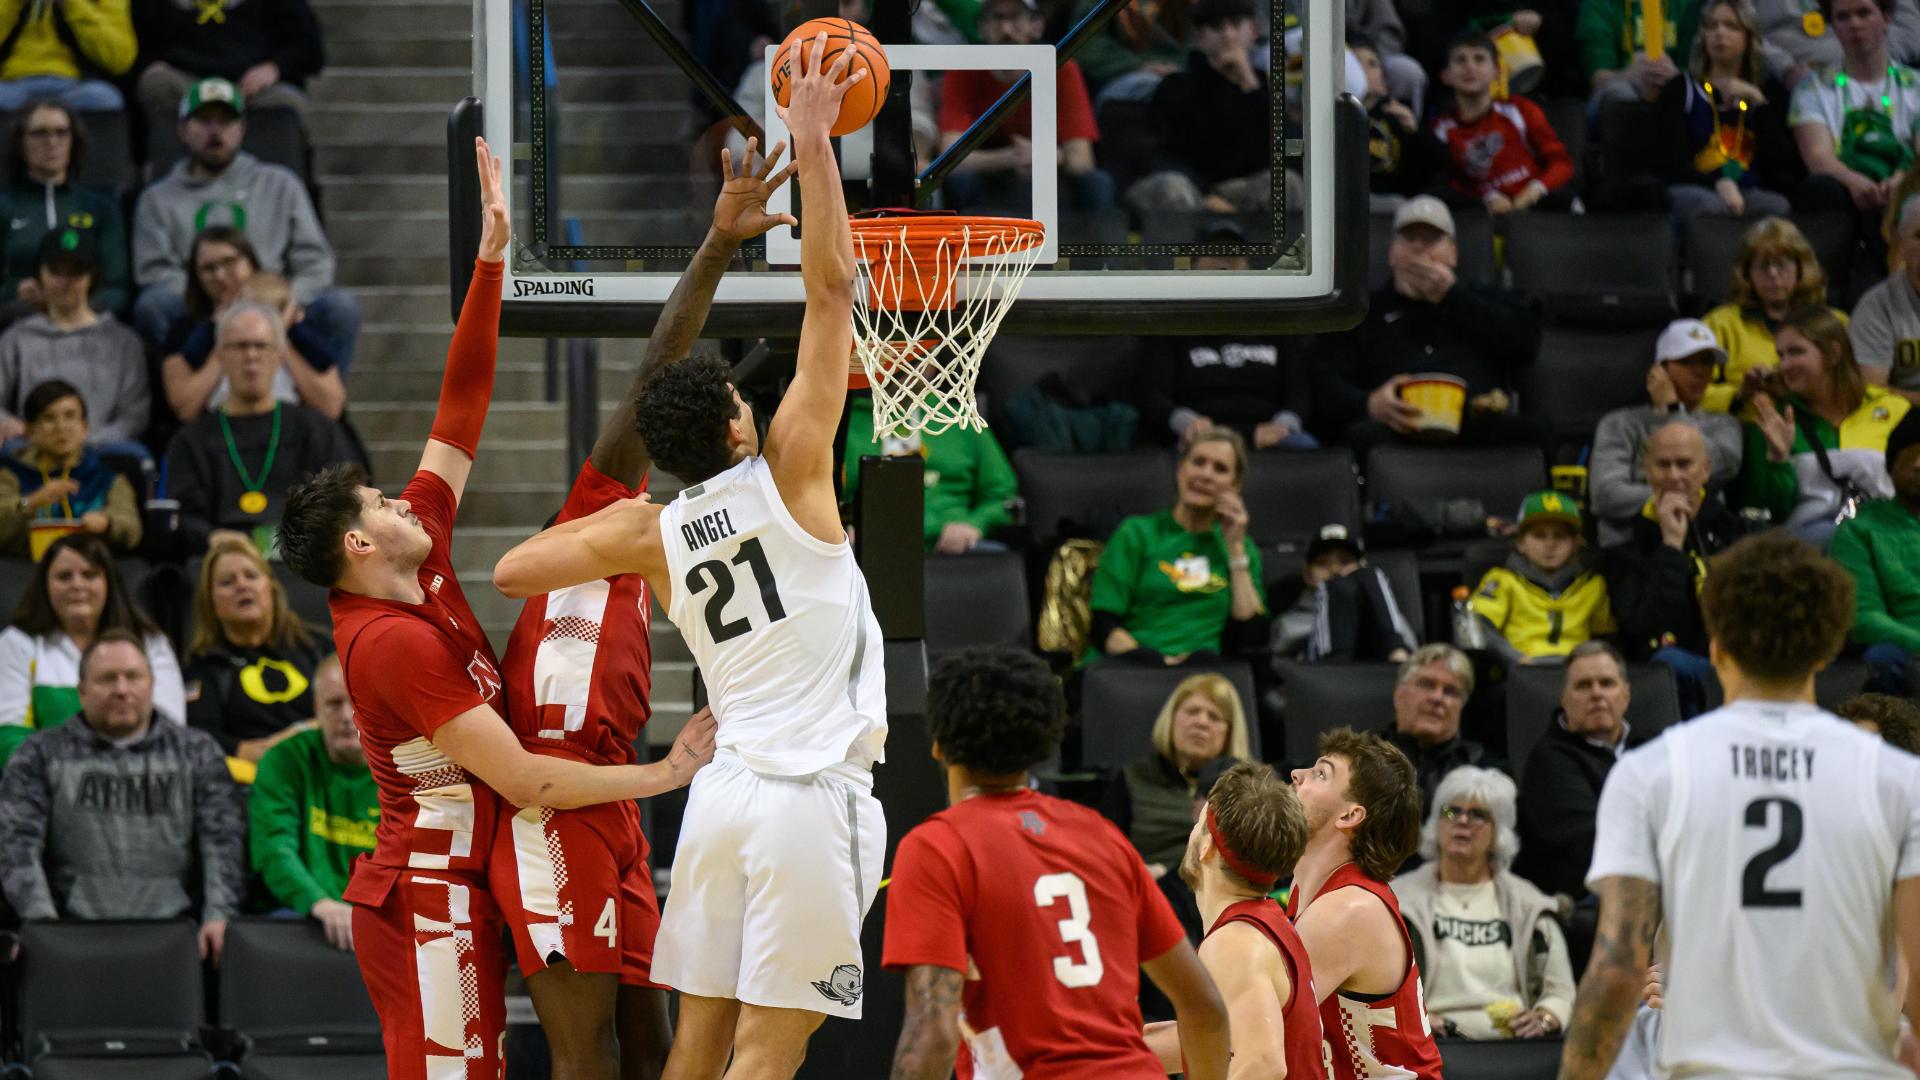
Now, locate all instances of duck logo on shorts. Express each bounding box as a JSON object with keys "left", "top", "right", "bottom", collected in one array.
[{"left": 812, "top": 964, "right": 864, "bottom": 1006}]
